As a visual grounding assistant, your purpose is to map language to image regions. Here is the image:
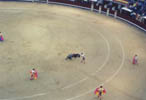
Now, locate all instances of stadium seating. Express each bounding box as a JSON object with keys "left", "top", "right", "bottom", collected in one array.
[{"left": 0, "top": 0, "right": 145, "bottom": 29}]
